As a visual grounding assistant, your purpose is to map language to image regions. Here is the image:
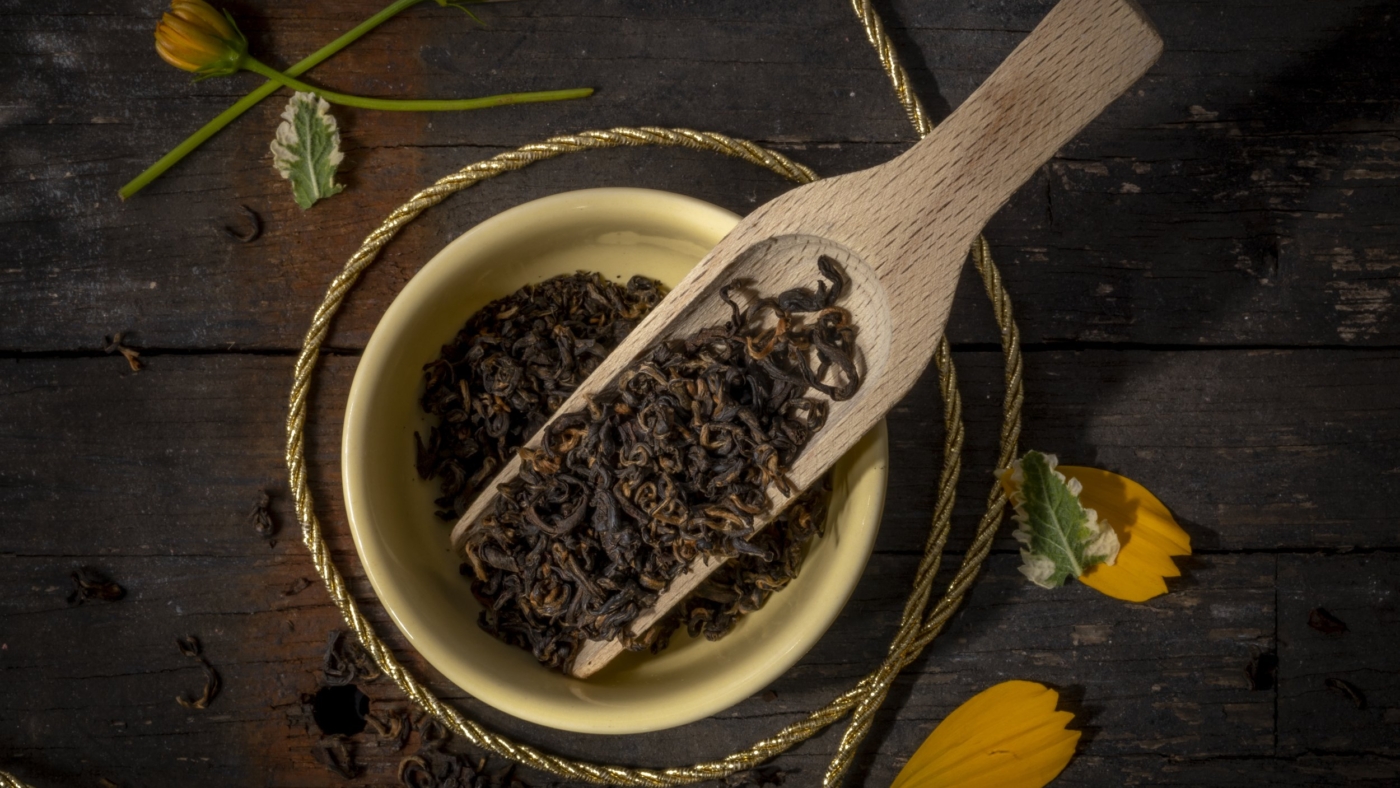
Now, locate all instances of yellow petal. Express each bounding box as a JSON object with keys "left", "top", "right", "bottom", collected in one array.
[
  {"left": 891, "top": 681, "right": 1078, "bottom": 788},
  {"left": 160, "top": 13, "right": 224, "bottom": 56},
  {"left": 154, "top": 34, "right": 201, "bottom": 72},
  {"left": 1061, "top": 466, "right": 1191, "bottom": 603},
  {"left": 171, "top": 0, "right": 237, "bottom": 41},
  {"left": 937, "top": 728, "right": 1079, "bottom": 788}
]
